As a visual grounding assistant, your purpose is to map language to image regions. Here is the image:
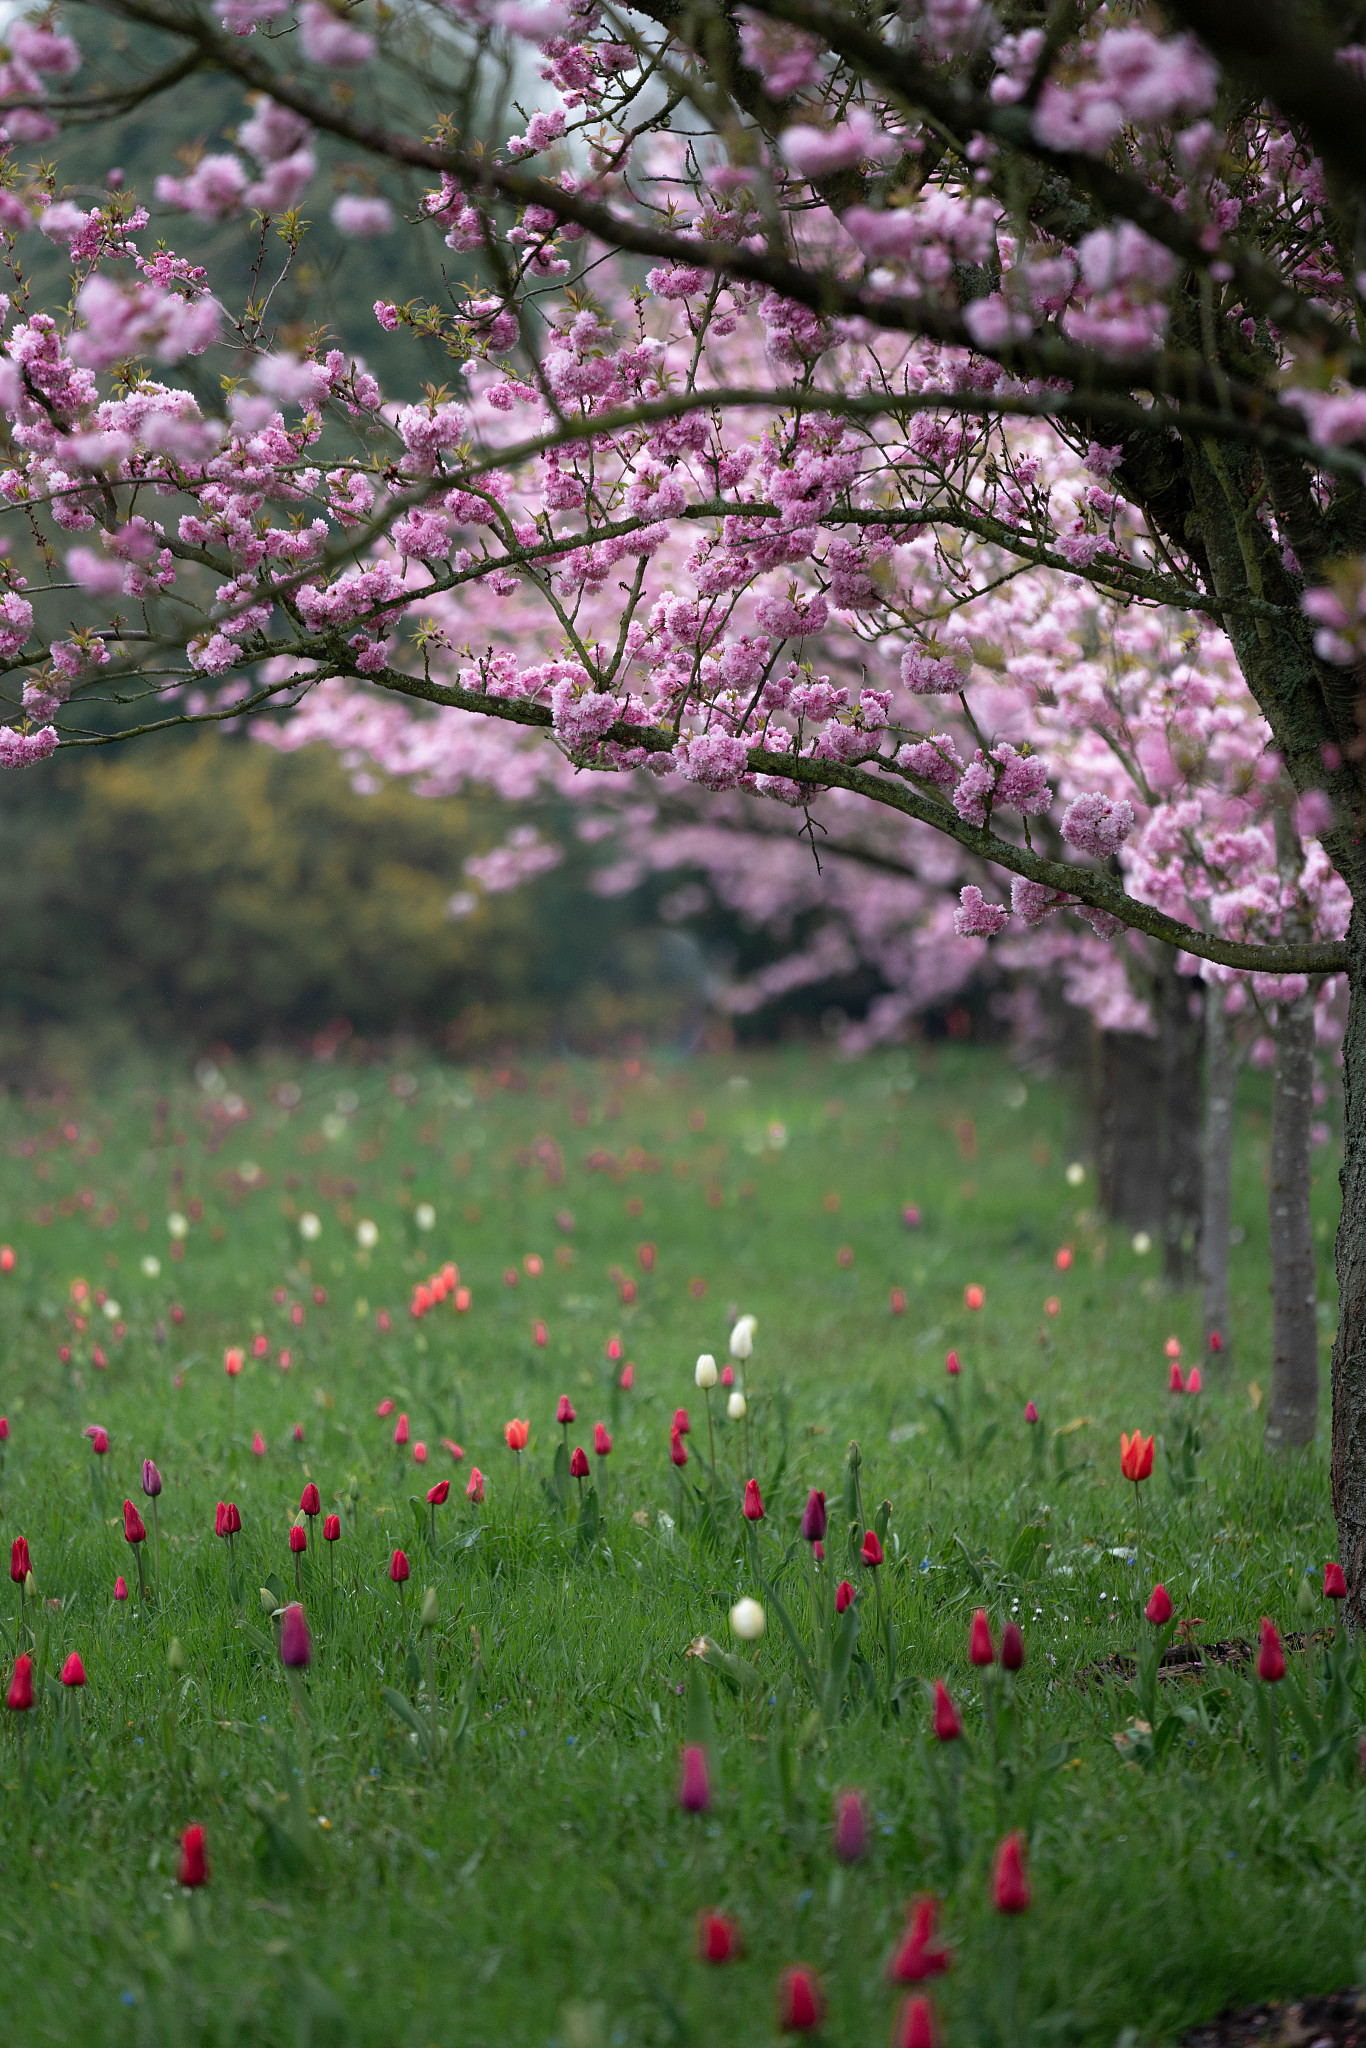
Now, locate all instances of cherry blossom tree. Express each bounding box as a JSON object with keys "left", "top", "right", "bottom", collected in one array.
[{"left": 3, "top": 0, "right": 1366, "bottom": 1586}]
